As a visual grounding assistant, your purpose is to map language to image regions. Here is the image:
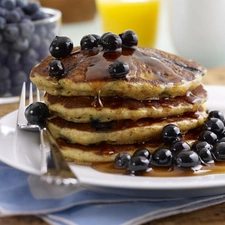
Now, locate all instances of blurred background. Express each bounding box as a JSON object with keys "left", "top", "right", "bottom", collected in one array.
[
  {"left": 1, "top": 0, "right": 225, "bottom": 101},
  {"left": 38, "top": 0, "right": 173, "bottom": 51},
  {"left": 39, "top": 0, "right": 225, "bottom": 69},
  {"left": 39, "top": 0, "right": 96, "bottom": 23}
]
